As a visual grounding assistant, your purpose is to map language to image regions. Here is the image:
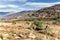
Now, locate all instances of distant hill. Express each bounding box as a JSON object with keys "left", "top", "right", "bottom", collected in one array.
[
  {"left": 0, "top": 12, "right": 9, "bottom": 18},
  {"left": 0, "top": 12, "right": 8, "bottom": 15},
  {"left": 3, "top": 11, "right": 37, "bottom": 19}
]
